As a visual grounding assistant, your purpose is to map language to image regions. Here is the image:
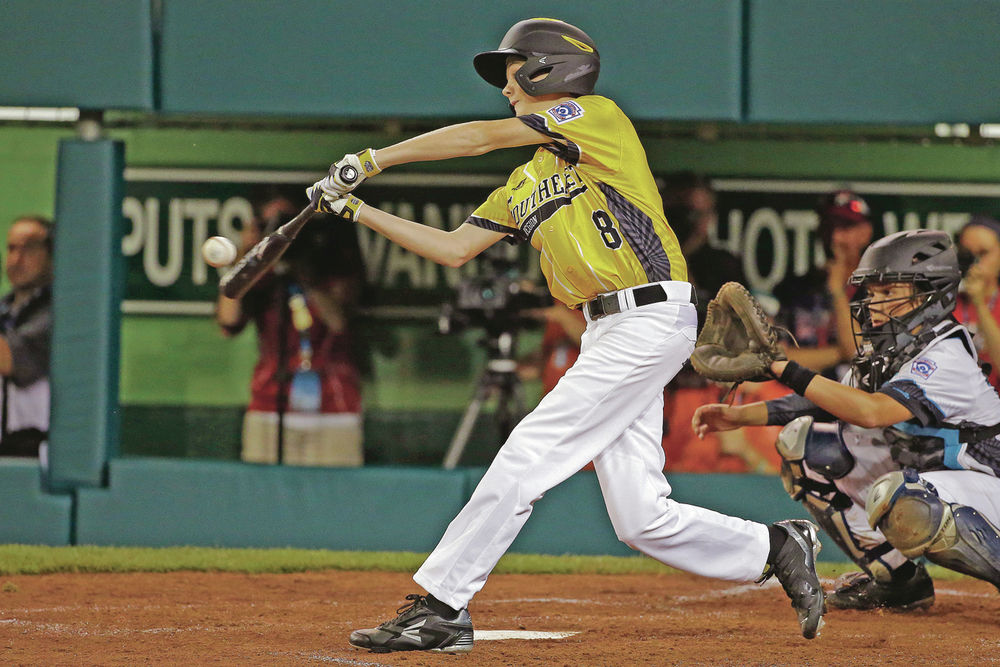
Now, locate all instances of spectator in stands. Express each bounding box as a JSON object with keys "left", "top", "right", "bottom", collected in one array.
[
  {"left": 216, "top": 196, "right": 365, "bottom": 466},
  {"left": 0, "top": 216, "right": 54, "bottom": 458},
  {"left": 659, "top": 171, "right": 745, "bottom": 316},
  {"left": 773, "top": 189, "right": 872, "bottom": 377},
  {"left": 955, "top": 215, "right": 1000, "bottom": 393}
]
